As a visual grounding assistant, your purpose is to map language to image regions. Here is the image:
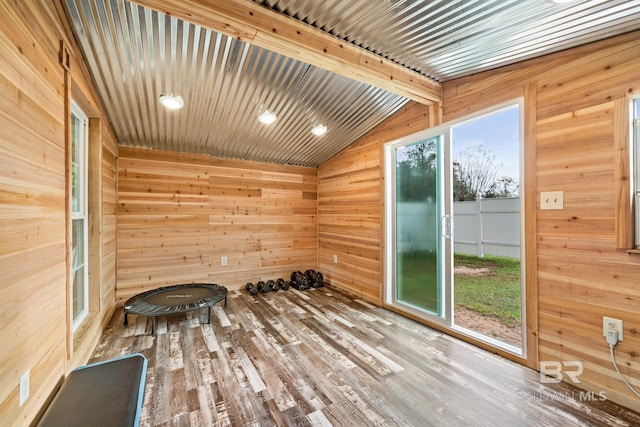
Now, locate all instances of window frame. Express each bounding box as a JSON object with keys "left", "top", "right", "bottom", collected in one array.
[
  {"left": 71, "top": 100, "right": 89, "bottom": 329},
  {"left": 633, "top": 97, "right": 640, "bottom": 248}
]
